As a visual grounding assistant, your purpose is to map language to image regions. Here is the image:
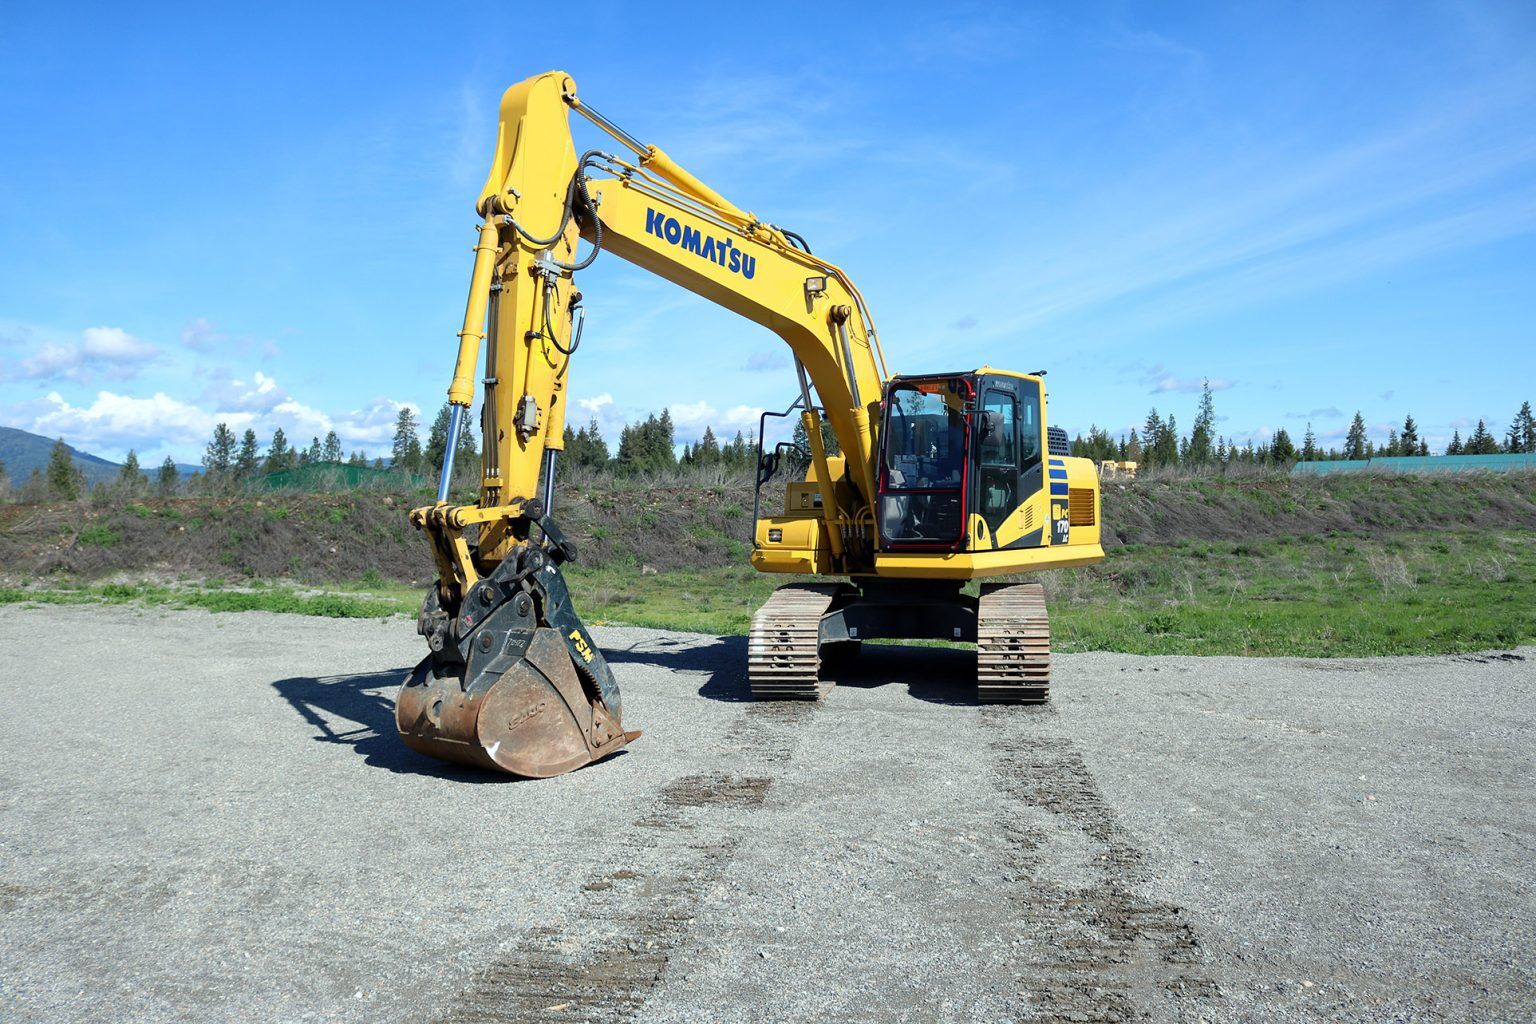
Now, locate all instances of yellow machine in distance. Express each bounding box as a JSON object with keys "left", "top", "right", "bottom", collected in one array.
[{"left": 395, "top": 71, "right": 1105, "bottom": 777}]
